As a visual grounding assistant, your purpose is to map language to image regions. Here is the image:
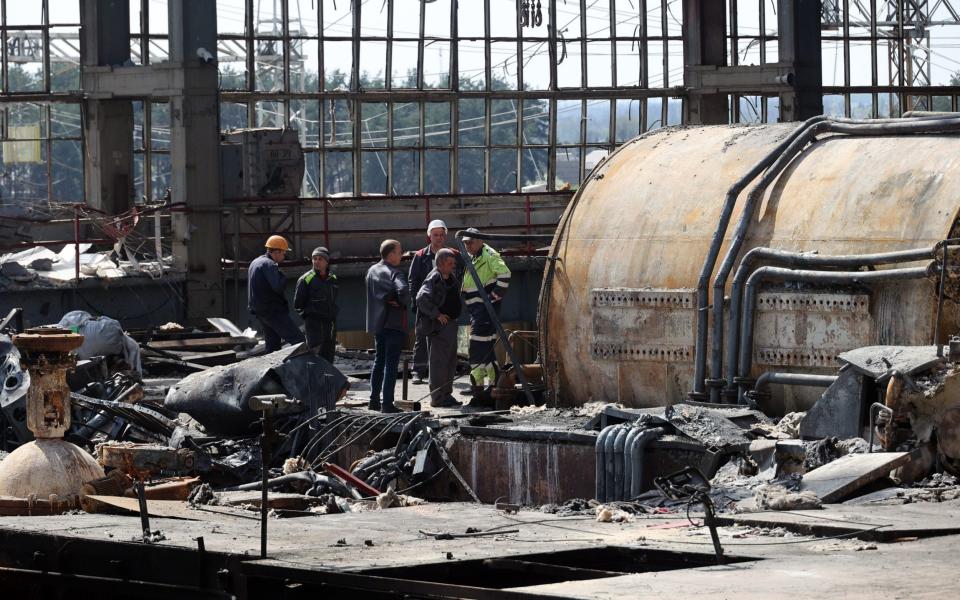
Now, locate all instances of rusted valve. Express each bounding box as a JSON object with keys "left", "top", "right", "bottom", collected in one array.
[{"left": 12, "top": 327, "right": 84, "bottom": 439}]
